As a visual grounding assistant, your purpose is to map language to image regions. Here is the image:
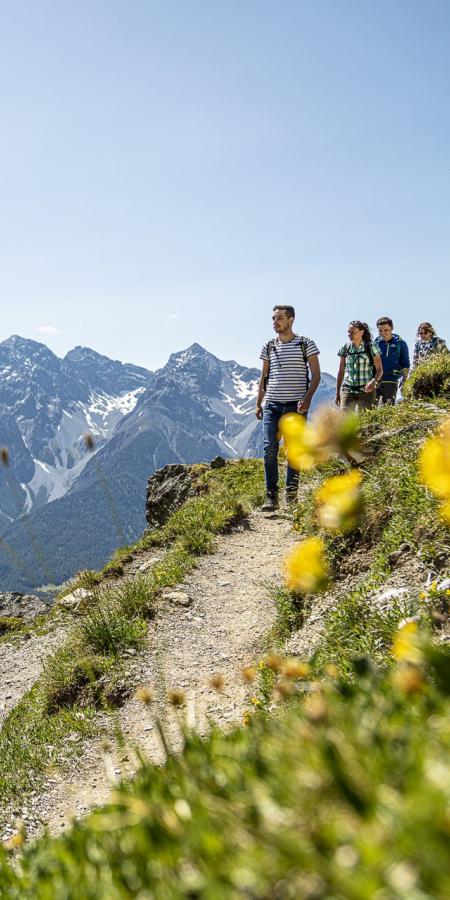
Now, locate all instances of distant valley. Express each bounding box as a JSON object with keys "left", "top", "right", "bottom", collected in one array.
[{"left": 0, "top": 336, "right": 336, "bottom": 592}]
